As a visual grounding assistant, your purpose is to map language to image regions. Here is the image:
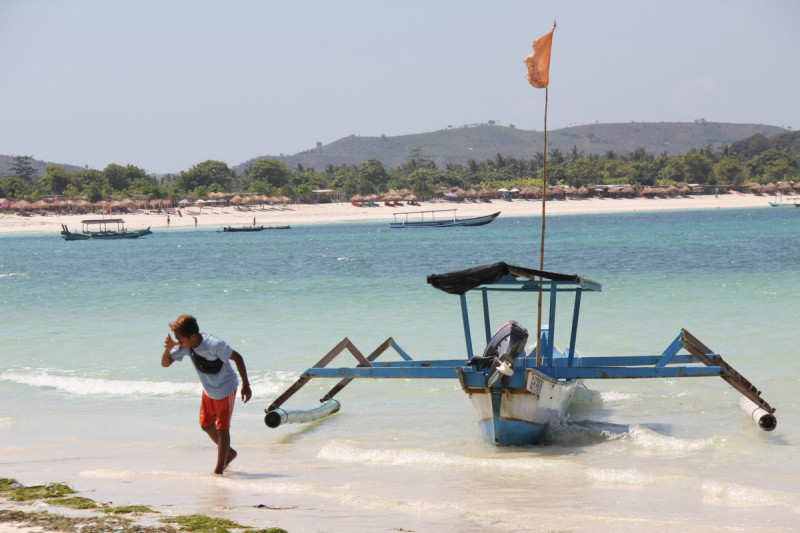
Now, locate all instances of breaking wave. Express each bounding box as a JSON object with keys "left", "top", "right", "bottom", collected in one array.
[
  {"left": 627, "top": 424, "right": 717, "bottom": 453},
  {"left": 571, "top": 387, "right": 640, "bottom": 405},
  {"left": 0, "top": 370, "right": 293, "bottom": 398},
  {"left": 318, "top": 440, "right": 574, "bottom": 472}
]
